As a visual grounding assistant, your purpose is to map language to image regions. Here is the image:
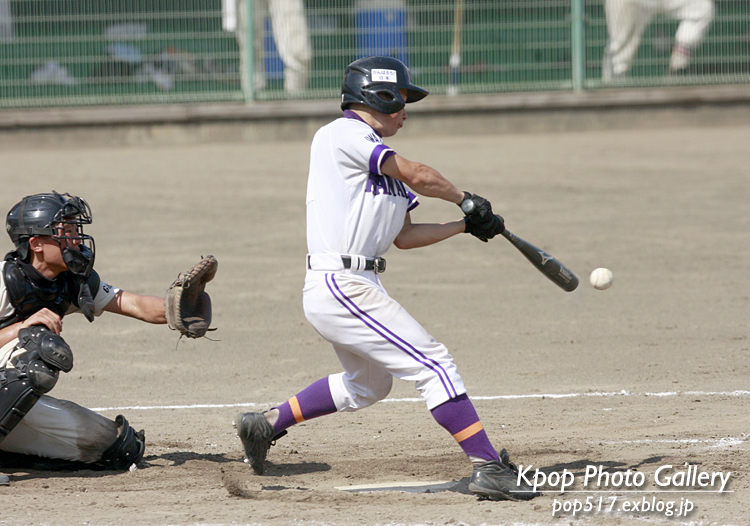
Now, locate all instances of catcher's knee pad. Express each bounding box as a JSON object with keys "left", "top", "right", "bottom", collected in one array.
[
  {"left": 0, "top": 328, "right": 74, "bottom": 444},
  {"left": 99, "top": 415, "right": 145, "bottom": 470},
  {"left": 0, "top": 368, "right": 42, "bottom": 443},
  {"left": 11, "top": 326, "right": 73, "bottom": 394}
]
